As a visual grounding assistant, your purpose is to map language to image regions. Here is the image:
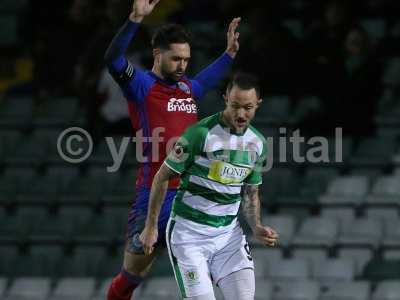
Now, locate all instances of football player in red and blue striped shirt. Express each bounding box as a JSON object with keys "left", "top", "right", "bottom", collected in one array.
[{"left": 105, "top": 1, "right": 240, "bottom": 299}]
